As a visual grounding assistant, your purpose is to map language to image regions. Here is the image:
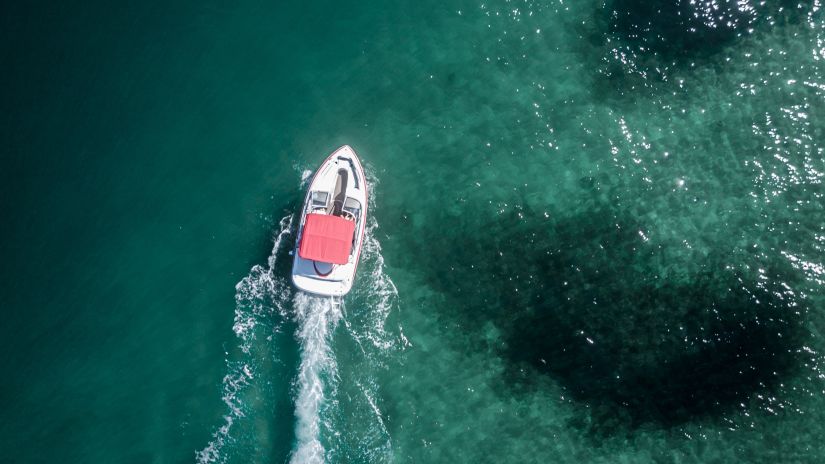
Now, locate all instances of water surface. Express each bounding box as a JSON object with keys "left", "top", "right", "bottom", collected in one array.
[{"left": 1, "top": 1, "right": 824, "bottom": 463}]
